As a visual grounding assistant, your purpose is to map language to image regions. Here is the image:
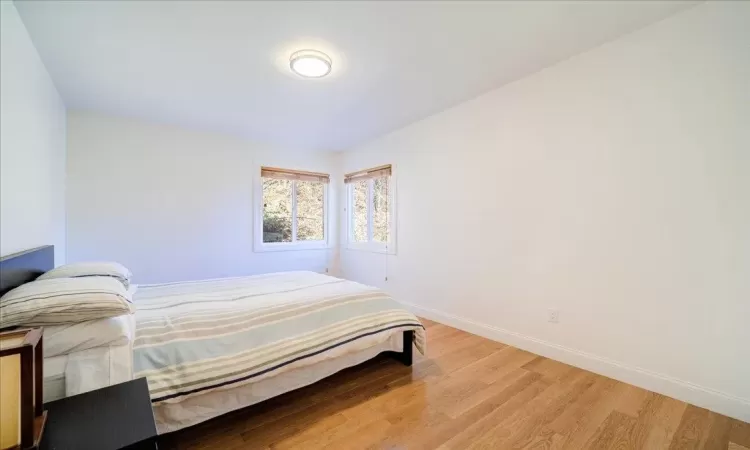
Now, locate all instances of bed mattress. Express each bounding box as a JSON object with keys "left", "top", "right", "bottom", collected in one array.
[{"left": 133, "top": 271, "right": 425, "bottom": 433}]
